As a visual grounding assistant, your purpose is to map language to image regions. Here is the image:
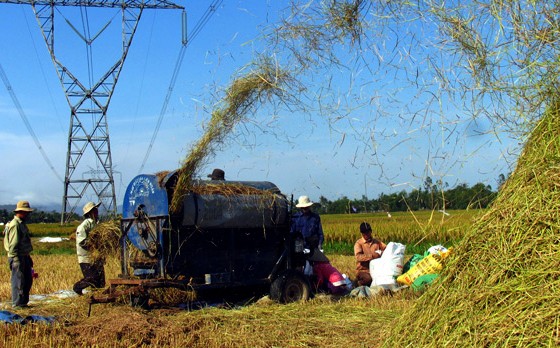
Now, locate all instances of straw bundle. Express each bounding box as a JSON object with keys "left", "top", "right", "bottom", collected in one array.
[
  {"left": 149, "top": 287, "right": 198, "bottom": 306},
  {"left": 169, "top": 61, "right": 290, "bottom": 213},
  {"left": 191, "top": 182, "right": 274, "bottom": 196},
  {"left": 156, "top": 170, "right": 171, "bottom": 186},
  {"left": 384, "top": 101, "right": 560, "bottom": 346},
  {"left": 88, "top": 219, "right": 121, "bottom": 262}
]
